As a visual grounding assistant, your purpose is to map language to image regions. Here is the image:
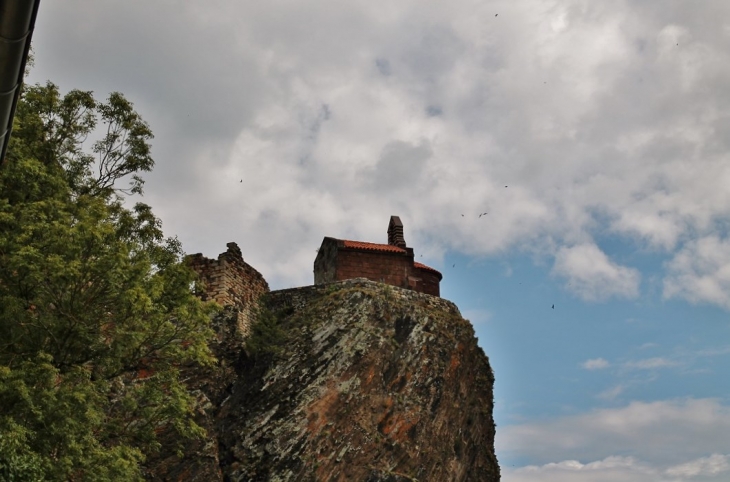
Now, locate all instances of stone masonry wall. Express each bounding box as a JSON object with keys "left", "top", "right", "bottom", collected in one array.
[{"left": 188, "top": 242, "right": 269, "bottom": 338}]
